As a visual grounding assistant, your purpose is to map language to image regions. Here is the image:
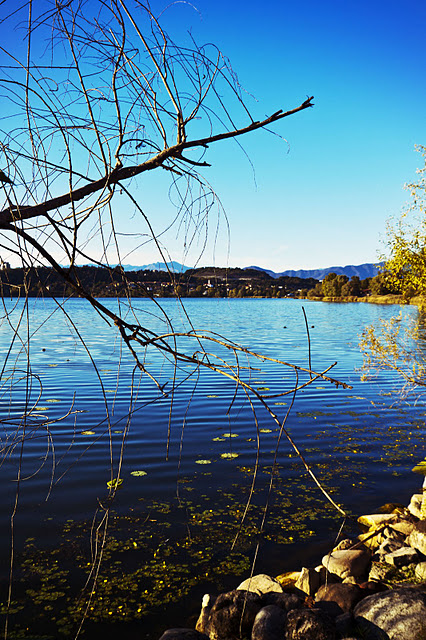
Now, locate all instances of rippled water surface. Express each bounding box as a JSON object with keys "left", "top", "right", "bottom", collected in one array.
[{"left": 0, "top": 297, "right": 425, "bottom": 637}]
